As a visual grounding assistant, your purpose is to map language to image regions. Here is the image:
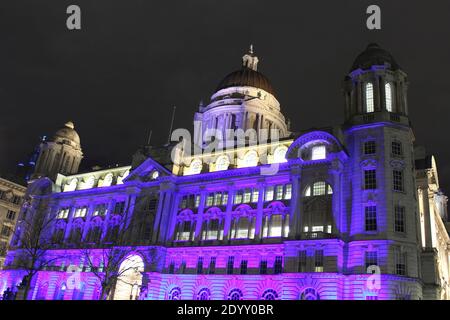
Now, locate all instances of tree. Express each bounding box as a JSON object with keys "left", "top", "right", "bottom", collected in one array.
[{"left": 9, "top": 200, "right": 61, "bottom": 300}]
